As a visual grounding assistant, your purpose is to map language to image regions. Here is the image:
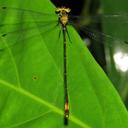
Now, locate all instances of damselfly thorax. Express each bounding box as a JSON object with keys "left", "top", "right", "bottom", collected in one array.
[
  {"left": 56, "top": 7, "right": 71, "bottom": 27},
  {"left": 0, "top": 6, "right": 128, "bottom": 126}
]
